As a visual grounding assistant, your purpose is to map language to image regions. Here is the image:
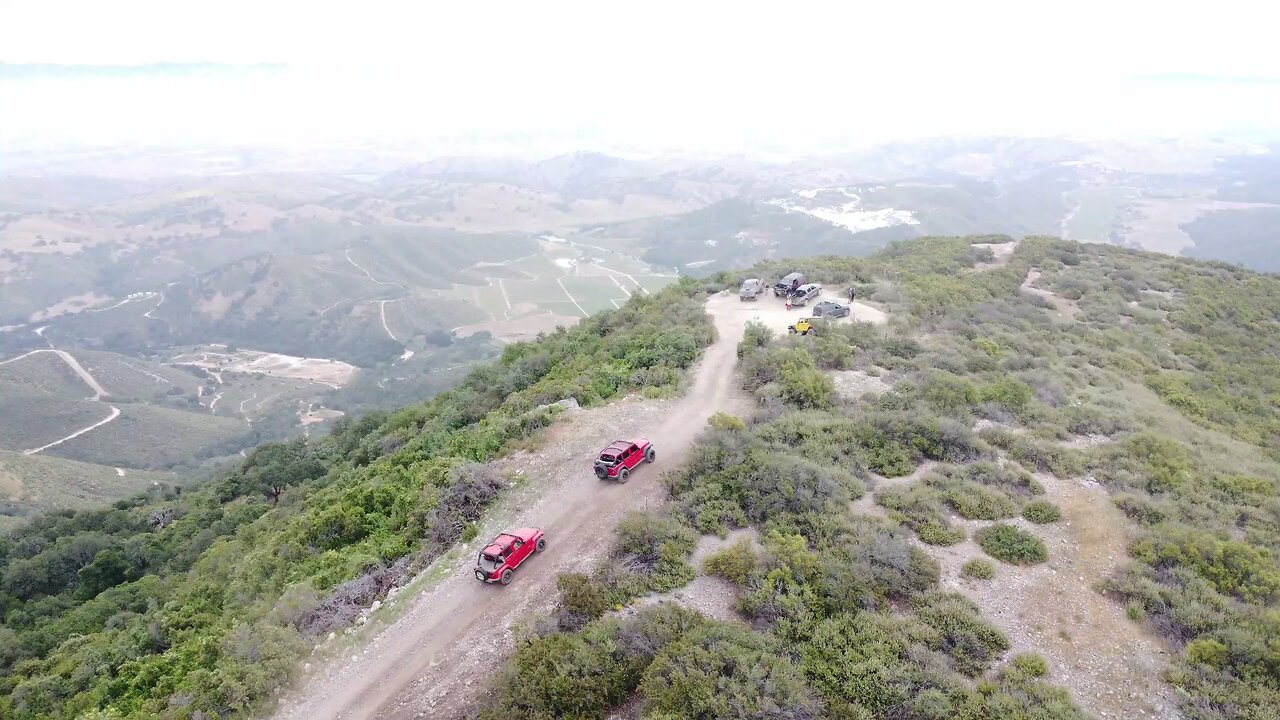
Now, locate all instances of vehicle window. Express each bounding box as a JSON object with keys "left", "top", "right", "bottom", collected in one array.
[
  {"left": 479, "top": 554, "right": 501, "bottom": 571},
  {"left": 513, "top": 539, "right": 523, "bottom": 550}
]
